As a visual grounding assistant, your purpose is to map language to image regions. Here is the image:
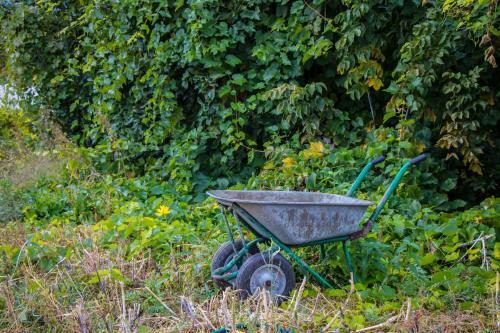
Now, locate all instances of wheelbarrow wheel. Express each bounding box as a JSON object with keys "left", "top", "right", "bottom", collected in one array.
[
  {"left": 234, "top": 252, "right": 295, "bottom": 302},
  {"left": 211, "top": 240, "right": 259, "bottom": 289}
]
